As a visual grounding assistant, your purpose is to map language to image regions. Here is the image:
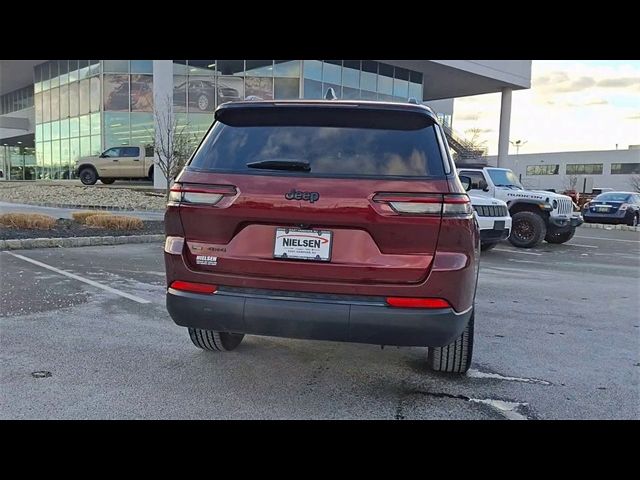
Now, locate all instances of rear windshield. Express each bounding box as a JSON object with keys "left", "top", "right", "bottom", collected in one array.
[
  {"left": 595, "top": 193, "right": 631, "bottom": 202},
  {"left": 189, "top": 114, "right": 445, "bottom": 178}
]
